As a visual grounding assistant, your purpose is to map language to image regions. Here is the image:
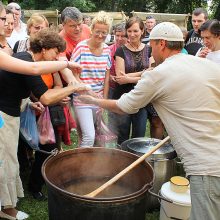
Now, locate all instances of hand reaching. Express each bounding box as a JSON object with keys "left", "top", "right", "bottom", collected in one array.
[
  {"left": 69, "top": 82, "right": 91, "bottom": 94},
  {"left": 77, "top": 95, "right": 99, "bottom": 105}
]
